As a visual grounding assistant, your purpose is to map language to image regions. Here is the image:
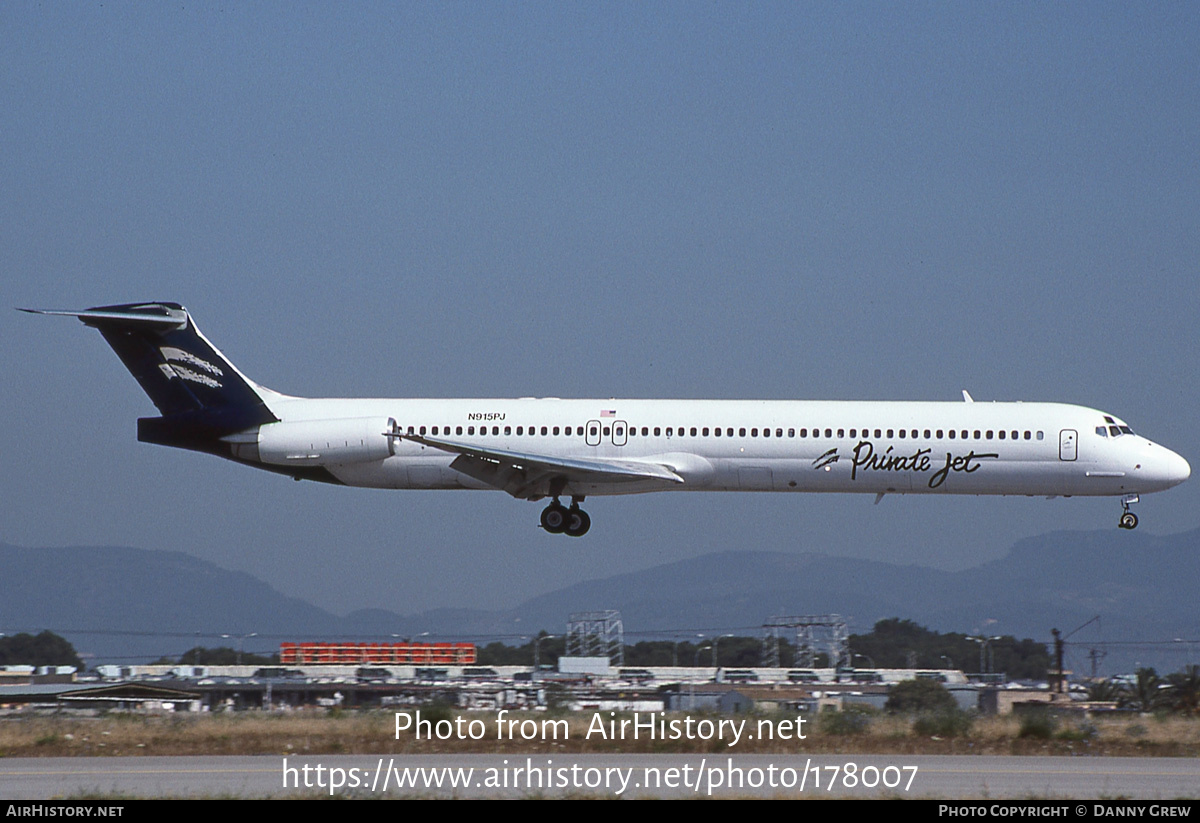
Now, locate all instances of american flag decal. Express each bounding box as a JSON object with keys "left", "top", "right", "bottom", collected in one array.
[{"left": 600, "top": 409, "right": 616, "bottom": 417}]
